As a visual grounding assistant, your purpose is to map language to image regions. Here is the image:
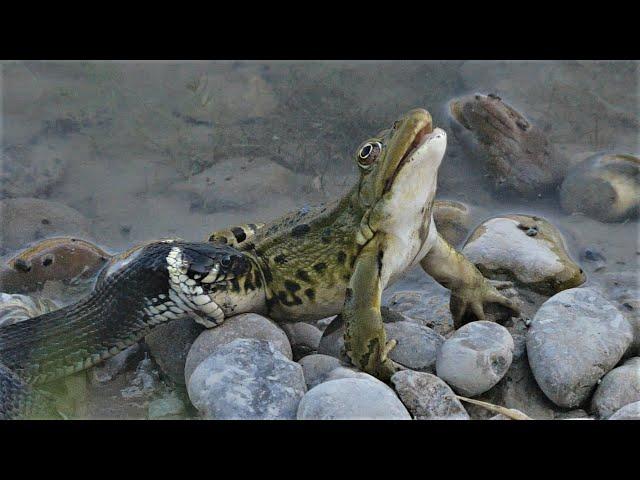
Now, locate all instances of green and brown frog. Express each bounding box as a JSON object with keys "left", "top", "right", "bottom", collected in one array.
[{"left": 1, "top": 108, "right": 520, "bottom": 418}]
